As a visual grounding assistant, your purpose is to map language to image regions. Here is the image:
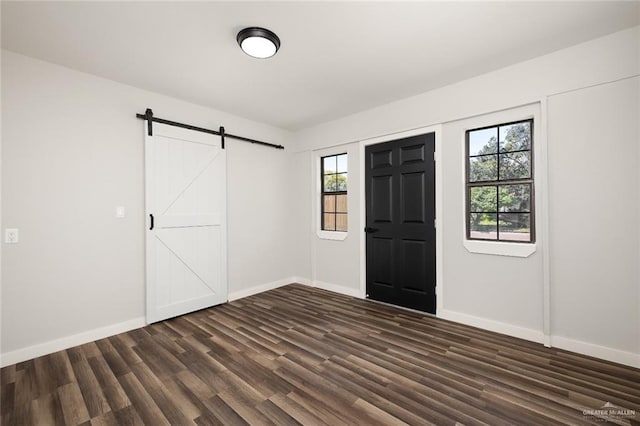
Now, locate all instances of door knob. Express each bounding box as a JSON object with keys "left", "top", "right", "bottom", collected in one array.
[{"left": 364, "top": 227, "right": 378, "bottom": 233}]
